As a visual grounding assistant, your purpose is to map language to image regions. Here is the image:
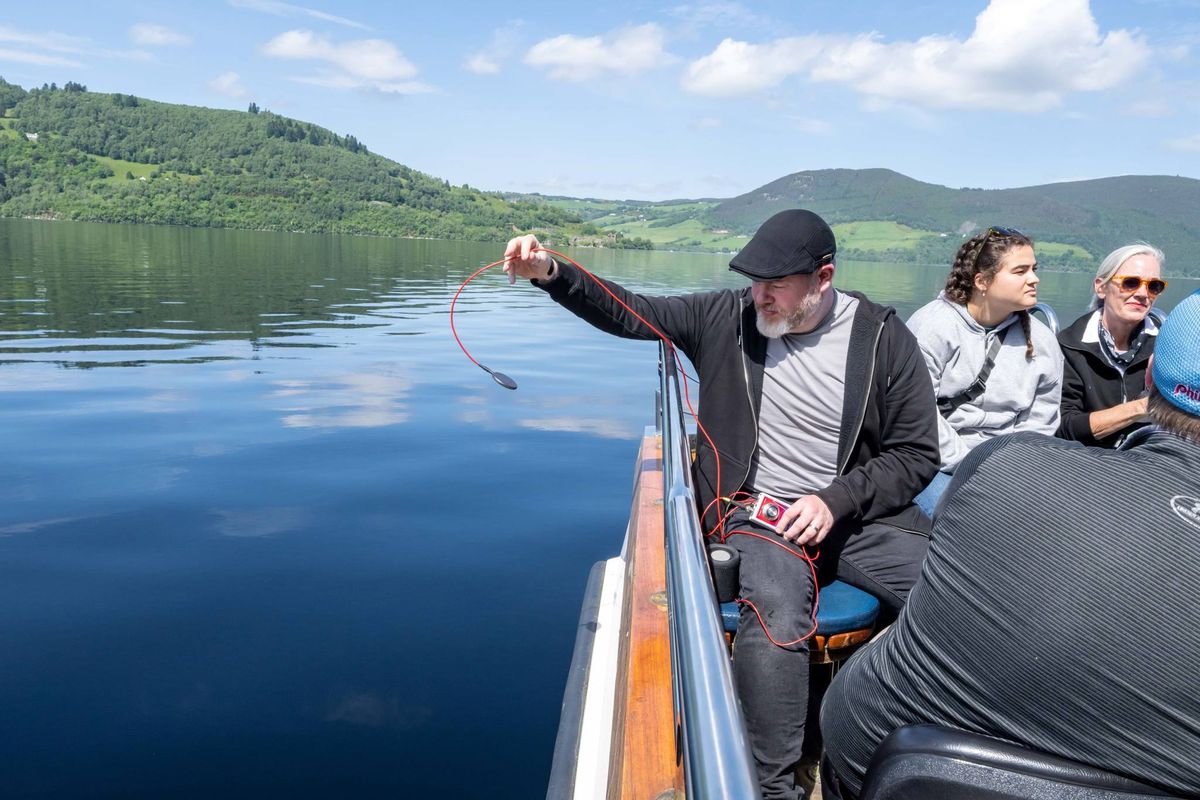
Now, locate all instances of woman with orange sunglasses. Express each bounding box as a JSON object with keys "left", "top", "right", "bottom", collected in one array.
[{"left": 1058, "top": 243, "right": 1166, "bottom": 447}]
